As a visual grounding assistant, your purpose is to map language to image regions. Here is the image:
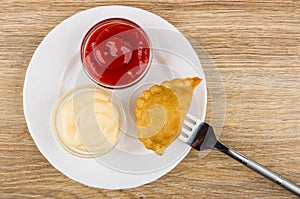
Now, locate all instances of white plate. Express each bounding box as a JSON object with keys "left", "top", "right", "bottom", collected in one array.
[{"left": 23, "top": 6, "right": 207, "bottom": 189}]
